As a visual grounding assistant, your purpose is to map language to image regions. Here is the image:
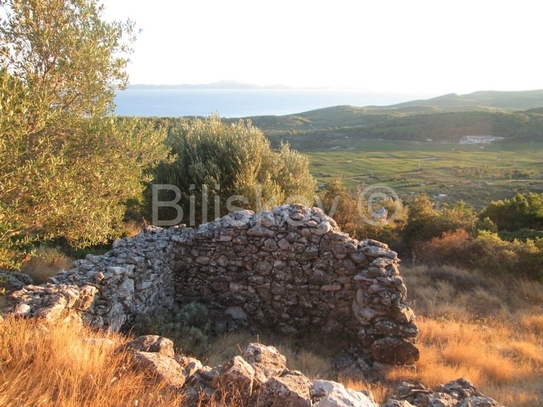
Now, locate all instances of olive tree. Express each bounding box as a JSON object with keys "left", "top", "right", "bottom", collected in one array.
[
  {"left": 152, "top": 116, "right": 317, "bottom": 225},
  {"left": 0, "top": 0, "right": 169, "bottom": 267}
]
